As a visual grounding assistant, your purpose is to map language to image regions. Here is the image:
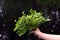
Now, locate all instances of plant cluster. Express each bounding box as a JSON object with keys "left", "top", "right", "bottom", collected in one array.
[{"left": 14, "top": 9, "right": 50, "bottom": 37}]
